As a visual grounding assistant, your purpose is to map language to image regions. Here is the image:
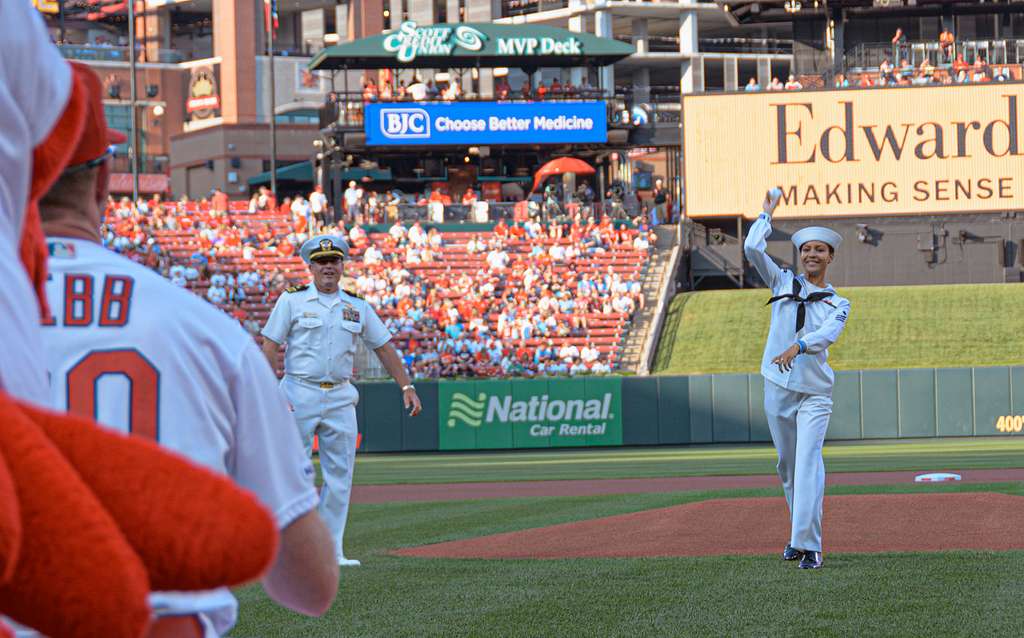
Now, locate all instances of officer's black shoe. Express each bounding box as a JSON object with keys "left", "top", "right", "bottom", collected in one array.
[
  {"left": 782, "top": 544, "right": 803, "bottom": 561},
  {"left": 798, "top": 551, "right": 823, "bottom": 569}
]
